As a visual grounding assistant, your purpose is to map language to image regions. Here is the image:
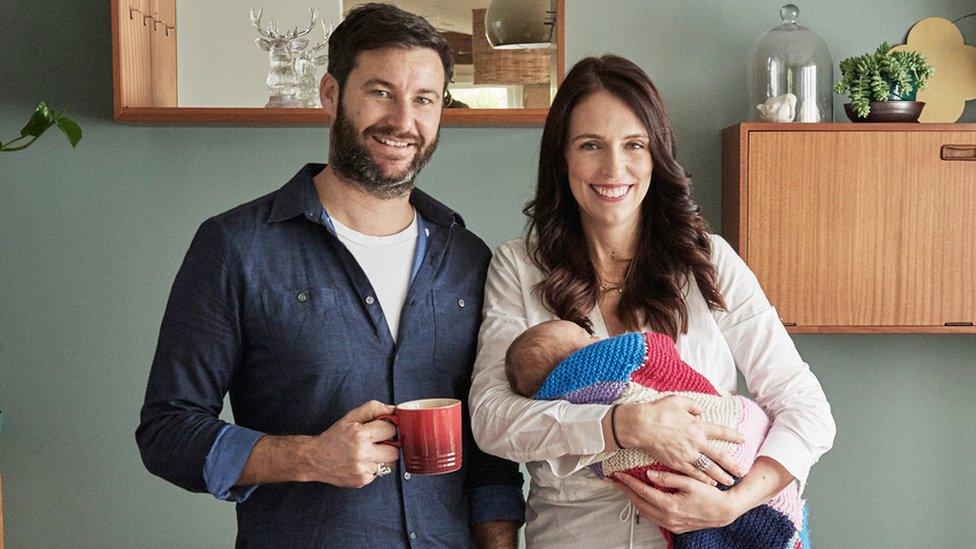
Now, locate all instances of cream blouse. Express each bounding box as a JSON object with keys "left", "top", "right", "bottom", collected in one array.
[{"left": 469, "top": 234, "right": 836, "bottom": 549}]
